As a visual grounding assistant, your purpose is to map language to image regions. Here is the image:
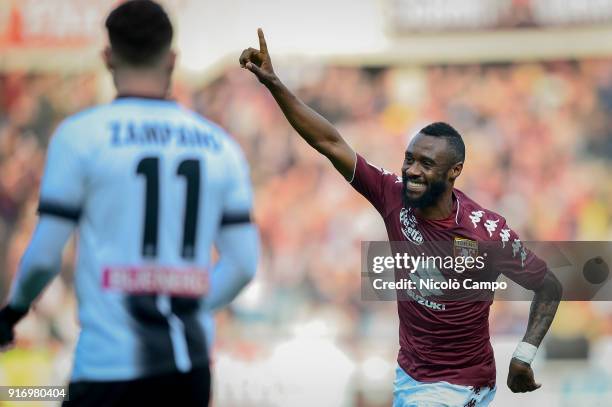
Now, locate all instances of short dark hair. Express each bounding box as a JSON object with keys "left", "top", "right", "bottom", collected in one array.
[
  {"left": 105, "top": 0, "right": 173, "bottom": 66},
  {"left": 419, "top": 122, "right": 465, "bottom": 164}
]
